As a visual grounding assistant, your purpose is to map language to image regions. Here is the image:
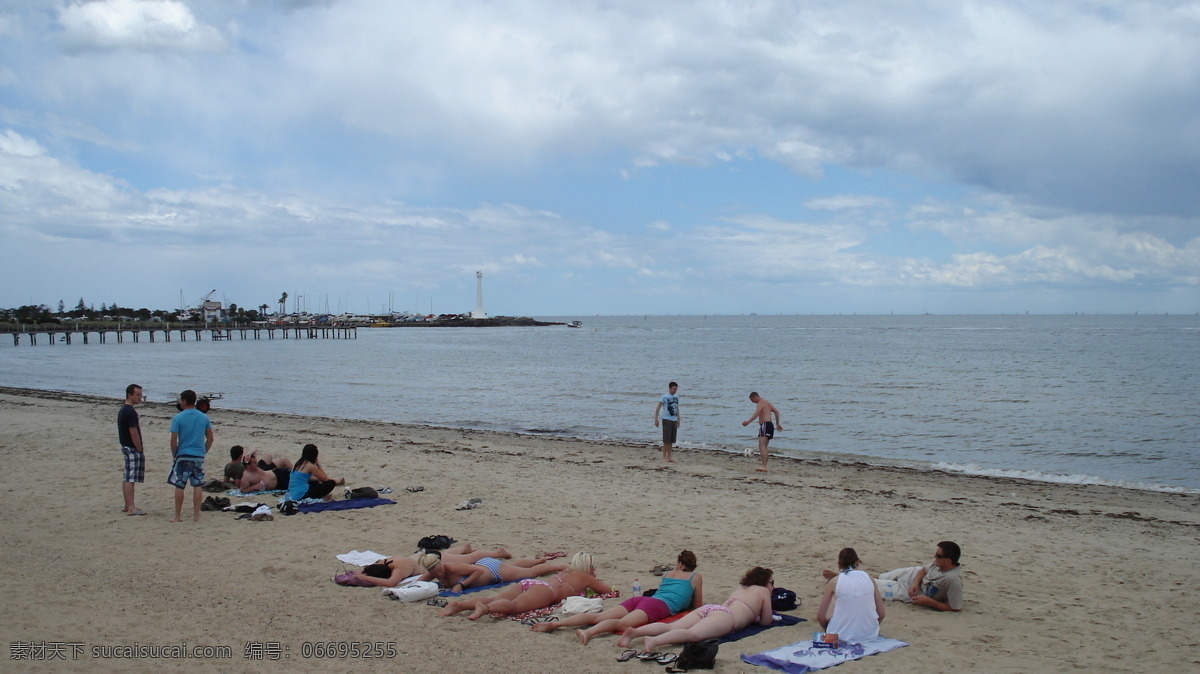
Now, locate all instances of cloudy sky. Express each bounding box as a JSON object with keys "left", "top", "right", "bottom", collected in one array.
[{"left": 1, "top": 0, "right": 1197, "bottom": 316}]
